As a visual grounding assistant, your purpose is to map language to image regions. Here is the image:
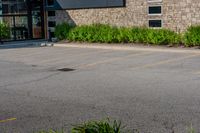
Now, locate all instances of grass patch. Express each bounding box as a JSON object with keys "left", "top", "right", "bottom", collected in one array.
[{"left": 71, "top": 119, "right": 126, "bottom": 133}]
